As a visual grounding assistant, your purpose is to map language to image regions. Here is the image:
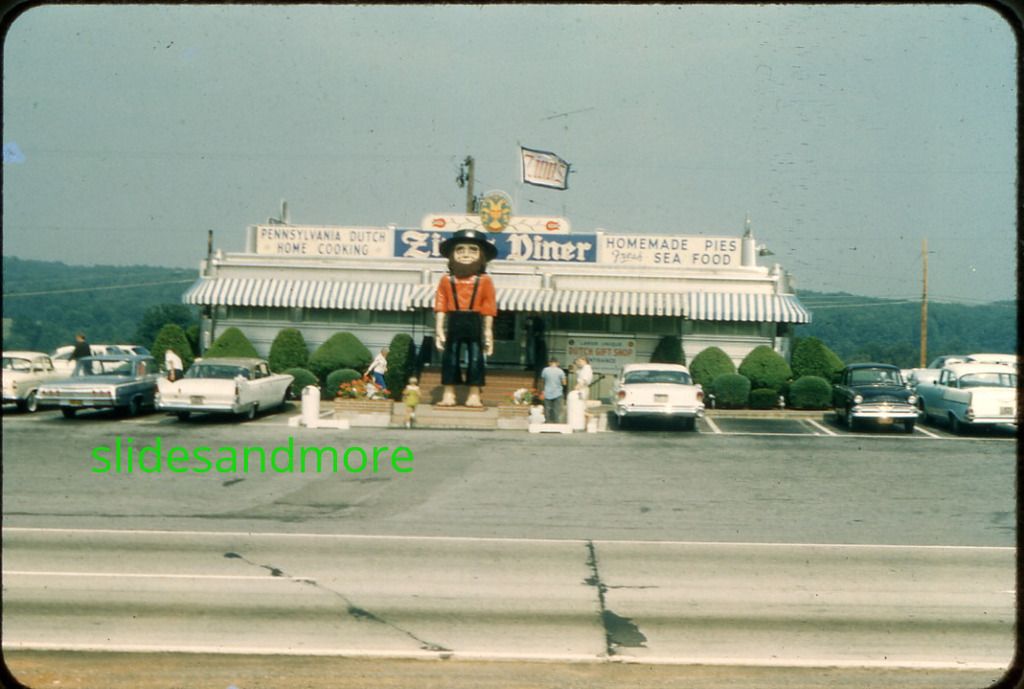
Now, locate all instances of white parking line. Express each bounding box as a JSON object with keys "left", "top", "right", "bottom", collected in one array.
[
  {"left": 804, "top": 418, "right": 837, "bottom": 436},
  {"left": 703, "top": 416, "right": 723, "bottom": 434},
  {"left": 914, "top": 424, "right": 942, "bottom": 439},
  {"left": 2, "top": 570, "right": 315, "bottom": 582}
]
